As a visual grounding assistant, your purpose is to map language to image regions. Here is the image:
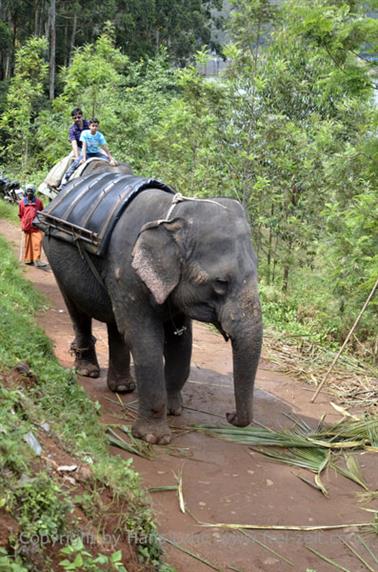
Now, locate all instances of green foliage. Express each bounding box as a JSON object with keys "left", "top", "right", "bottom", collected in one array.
[
  {"left": 0, "top": 20, "right": 11, "bottom": 53},
  {"left": 0, "top": 36, "right": 48, "bottom": 171},
  {"left": 59, "top": 27, "right": 129, "bottom": 113},
  {"left": 0, "top": 233, "right": 163, "bottom": 568},
  {"left": 113, "top": 0, "right": 222, "bottom": 63},
  {"left": 320, "top": 187, "right": 378, "bottom": 340},
  {"left": 14, "top": 473, "right": 71, "bottom": 539},
  {"left": 60, "top": 538, "right": 127, "bottom": 571},
  {"left": 0, "top": 548, "right": 28, "bottom": 572},
  {"left": 0, "top": 0, "right": 222, "bottom": 82},
  {"left": 144, "top": 54, "right": 226, "bottom": 194},
  {"left": 0, "top": 200, "right": 18, "bottom": 223}
]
